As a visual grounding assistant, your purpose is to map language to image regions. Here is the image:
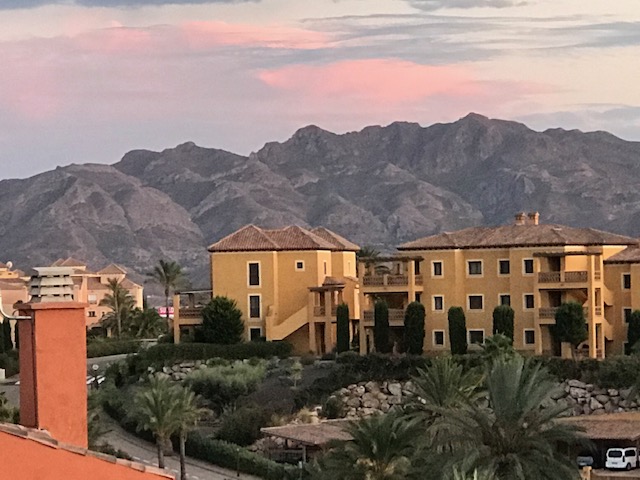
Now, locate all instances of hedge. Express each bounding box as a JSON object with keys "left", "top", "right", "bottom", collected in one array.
[
  {"left": 139, "top": 341, "right": 293, "bottom": 364},
  {"left": 0, "top": 350, "right": 19, "bottom": 377},
  {"left": 185, "top": 432, "right": 302, "bottom": 480},
  {"left": 87, "top": 339, "right": 141, "bottom": 358}
]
